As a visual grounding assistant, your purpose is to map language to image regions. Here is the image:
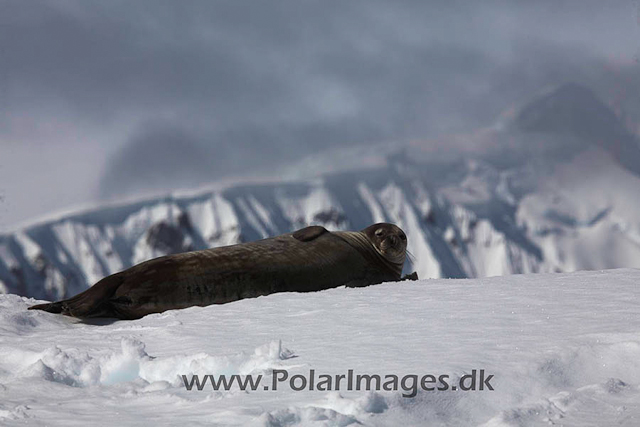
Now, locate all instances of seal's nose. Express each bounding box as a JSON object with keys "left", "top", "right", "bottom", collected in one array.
[{"left": 388, "top": 235, "right": 398, "bottom": 246}]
